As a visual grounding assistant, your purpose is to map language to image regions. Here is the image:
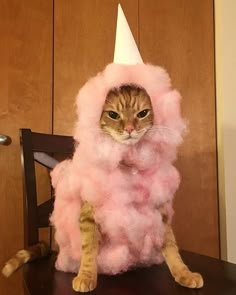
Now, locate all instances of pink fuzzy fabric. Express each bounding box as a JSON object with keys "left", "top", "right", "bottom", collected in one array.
[{"left": 50, "top": 63, "right": 186, "bottom": 274}]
